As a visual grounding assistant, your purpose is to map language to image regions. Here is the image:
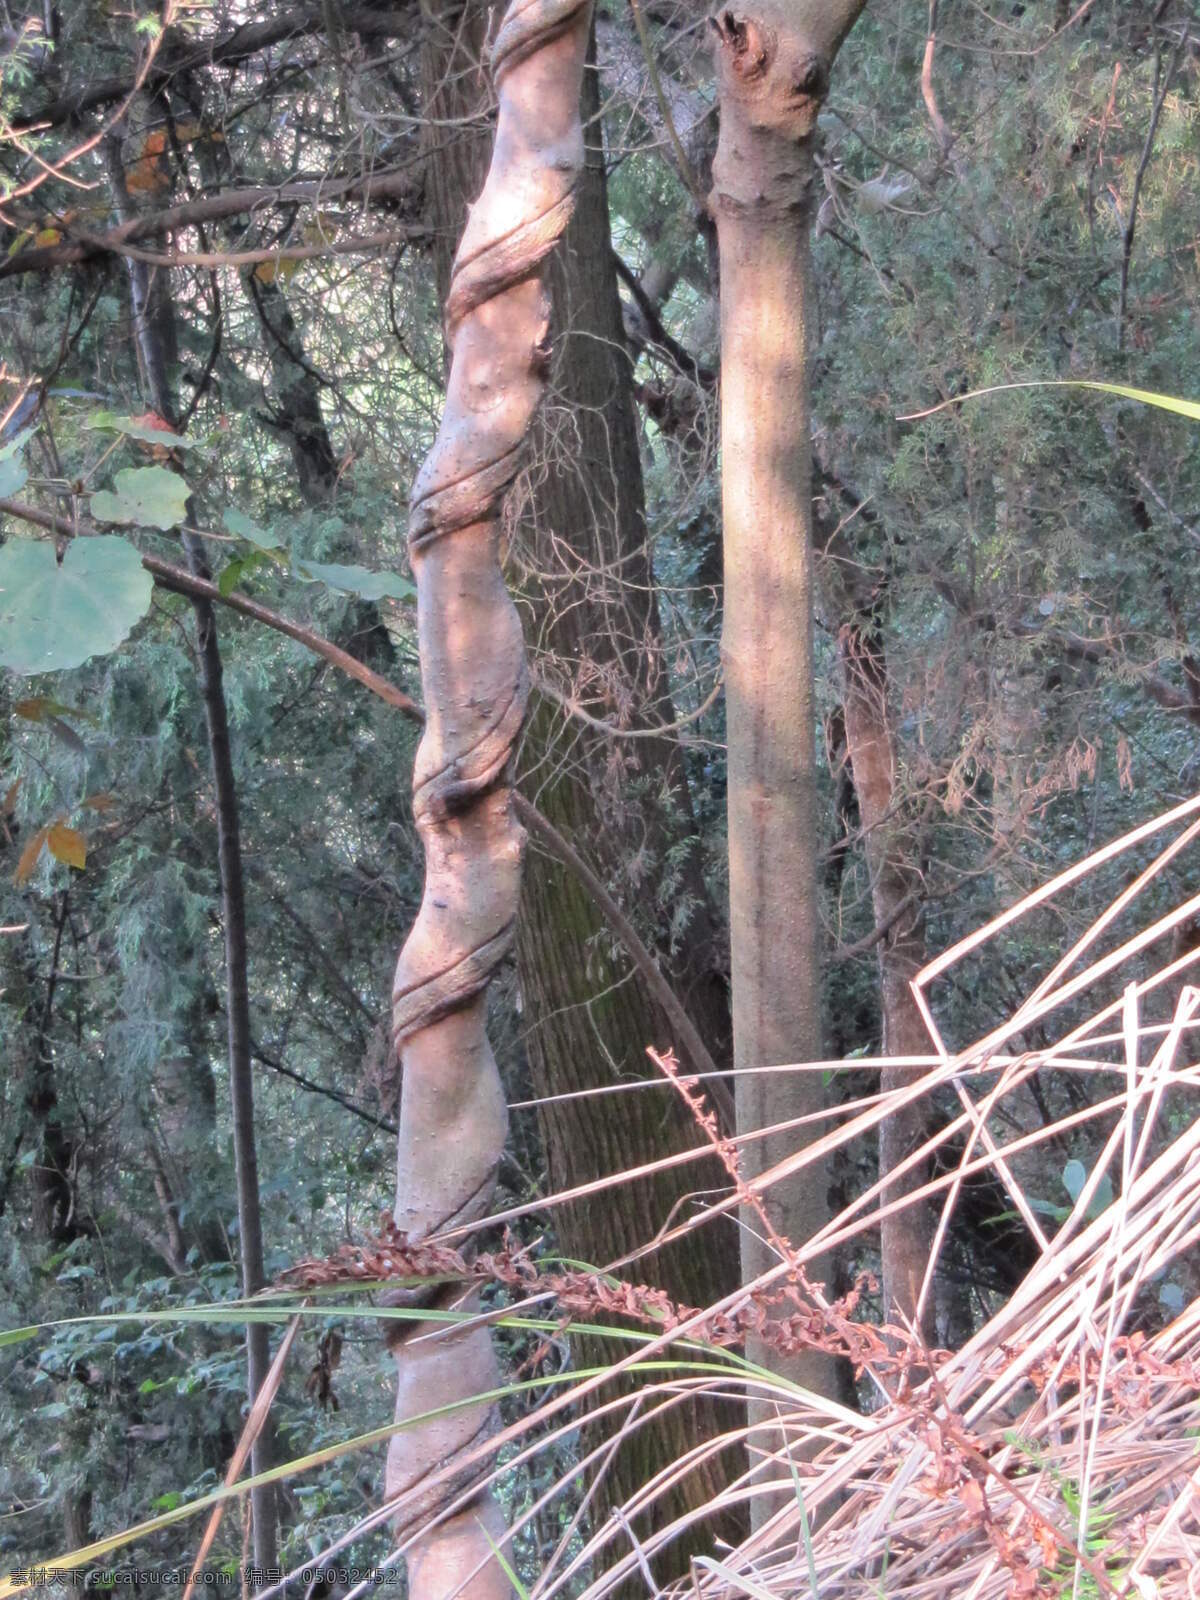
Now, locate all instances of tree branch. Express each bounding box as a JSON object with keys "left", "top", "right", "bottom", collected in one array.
[
  {"left": 0, "top": 499, "right": 721, "bottom": 1123},
  {"left": 612, "top": 251, "right": 714, "bottom": 387},
  {"left": 1117, "top": 22, "right": 1189, "bottom": 351},
  {"left": 1, "top": 176, "right": 421, "bottom": 279},
  {"left": 12, "top": 6, "right": 416, "bottom": 134},
  {"left": 252, "top": 1042, "right": 396, "bottom": 1135}
]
